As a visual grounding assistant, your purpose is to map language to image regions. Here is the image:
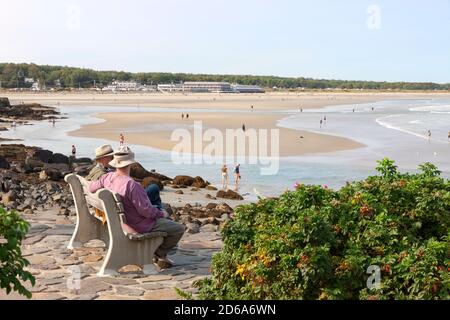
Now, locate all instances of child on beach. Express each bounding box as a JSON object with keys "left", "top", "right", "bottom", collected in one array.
[{"left": 221, "top": 165, "right": 229, "bottom": 191}]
